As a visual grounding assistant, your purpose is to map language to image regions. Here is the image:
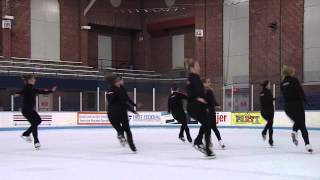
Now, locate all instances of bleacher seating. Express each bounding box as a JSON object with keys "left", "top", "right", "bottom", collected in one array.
[{"left": 0, "top": 57, "right": 162, "bottom": 79}]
